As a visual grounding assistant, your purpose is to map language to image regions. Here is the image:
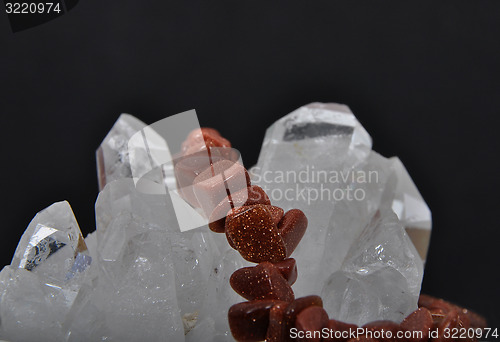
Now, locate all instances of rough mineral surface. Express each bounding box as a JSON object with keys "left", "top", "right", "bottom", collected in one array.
[{"left": 0, "top": 105, "right": 431, "bottom": 340}]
